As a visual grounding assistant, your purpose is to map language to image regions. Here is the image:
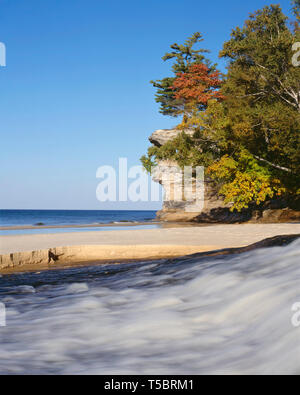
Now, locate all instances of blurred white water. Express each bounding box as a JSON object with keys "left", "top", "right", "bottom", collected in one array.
[{"left": 0, "top": 239, "right": 300, "bottom": 374}]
